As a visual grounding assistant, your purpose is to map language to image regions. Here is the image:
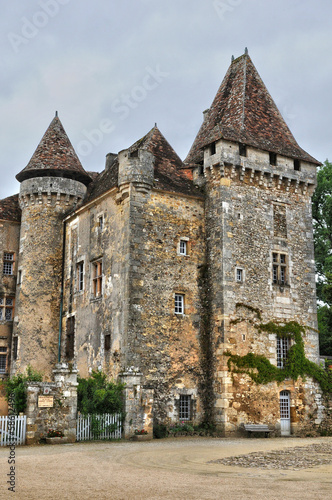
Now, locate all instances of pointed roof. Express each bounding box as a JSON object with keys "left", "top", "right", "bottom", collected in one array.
[
  {"left": 84, "top": 126, "right": 201, "bottom": 203},
  {"left": 16, "top": 114, "right": 91, "bottom": 185},
  {"left": 128, "top": 126, "right": 200, "bottom": 196},
  {"left": 185, "top": 52, "right": 320, "bottom": 166}
]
